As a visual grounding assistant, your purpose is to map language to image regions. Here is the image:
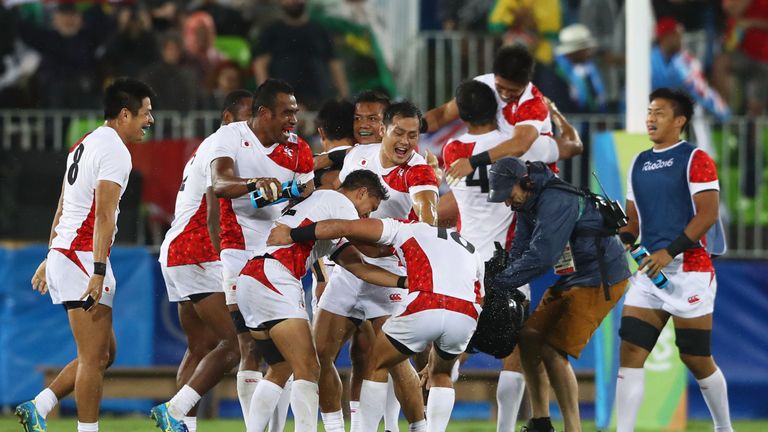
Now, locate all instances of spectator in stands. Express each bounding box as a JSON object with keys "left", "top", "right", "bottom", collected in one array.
[
  {"left": 488, "top": 0, "right": 562, "bottom": 65},
  {"left": 139, "top": 33, "right": 200, "bottom": 111},
  {"left": 182, "top": 10, "right": 225, "bottom": 91},
  {"left": 537, "top": 24, "right": 607, "bottom": 114},
  {"left": 715, "top": 0, "right": 768, "bottom": 115},
  {"left": 578, "top": 0, "right": 625, "bottom": 109},
  {"left": 201, "top": 61, "right": 243, "bottom": 110},
  {"left": 653, "top": 0, "right": 714, "bottom": 61},
  {"left": 100, "top": 6, "right": 160, "bottom": 80},
  {"left": 191, "top": 0, "right": 250, "bottom": 38},
  {"left": 15, "top": 4, "right": 102, "bottom": 109},
  {"left": 652, "top": 17, "right": 730, "bottom": 121},
  {"left": 438, "top": 0, "right": 495, "bottom": 31},
  {"left": 252, "top": 0, "right": 349, "bottom": 110},
  {"left": 0, "top": 3, "right": 39, "bottom": 108},
  {"left": 147, "top": 0, "right": 182, "bottom": 33}
]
